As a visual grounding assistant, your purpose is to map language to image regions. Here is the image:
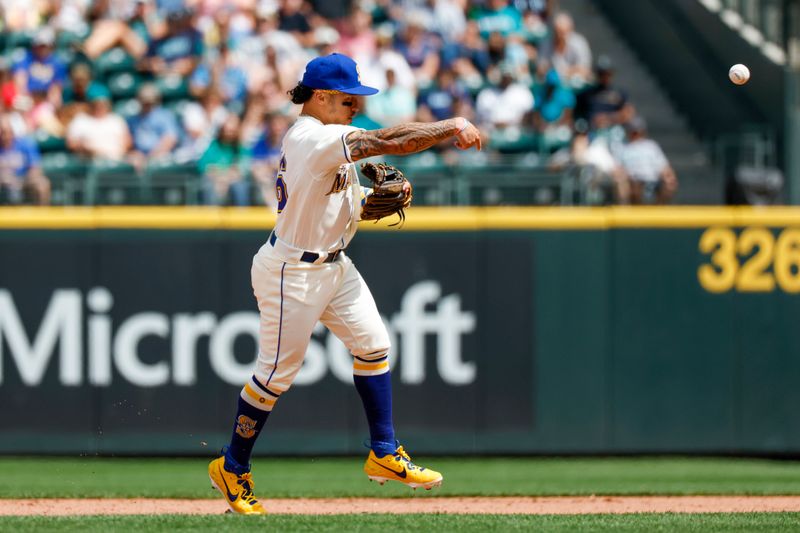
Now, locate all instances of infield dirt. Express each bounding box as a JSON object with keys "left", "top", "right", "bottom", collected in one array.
[{"left": 3, "top": 496, "right": 800, "bottom": 516}]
